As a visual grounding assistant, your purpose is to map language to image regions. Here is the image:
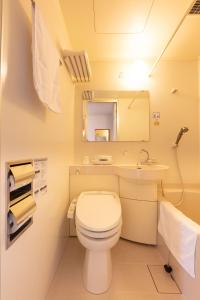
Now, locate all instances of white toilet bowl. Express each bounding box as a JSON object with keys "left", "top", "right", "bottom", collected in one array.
[{"left": 75, "top": 191, "right": 122, "bottom": 294}]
